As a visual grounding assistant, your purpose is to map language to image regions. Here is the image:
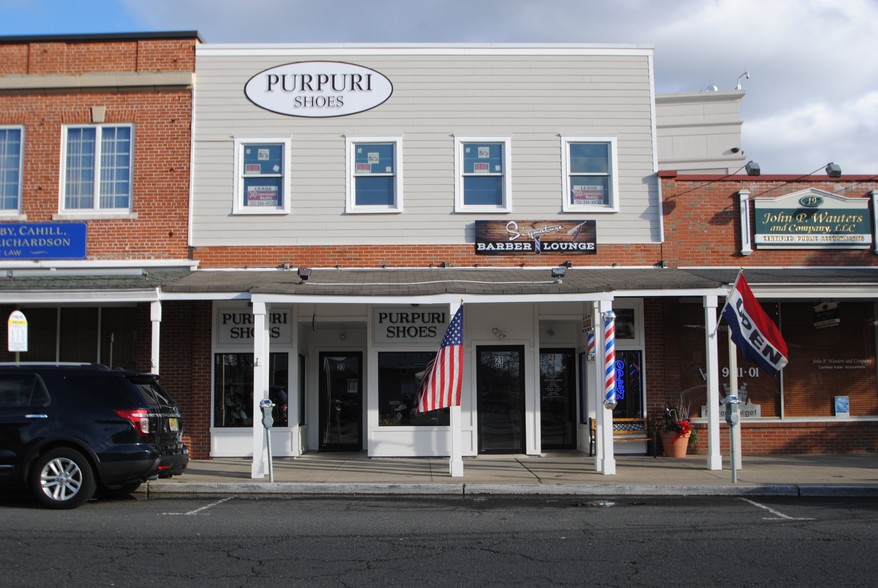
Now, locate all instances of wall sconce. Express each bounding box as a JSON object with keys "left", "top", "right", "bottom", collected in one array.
[
  {"left": 745, "top": 161, "right": 761, "bottom": 176},
  {"left": 492, "top": 328, "right": 506, "bottom": 339},
  {"left": 825, "top": 162, "right": 842, "bottom": 177},
  {"left": 297, "top": 267, "right": 311, "bottom": 281}
]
